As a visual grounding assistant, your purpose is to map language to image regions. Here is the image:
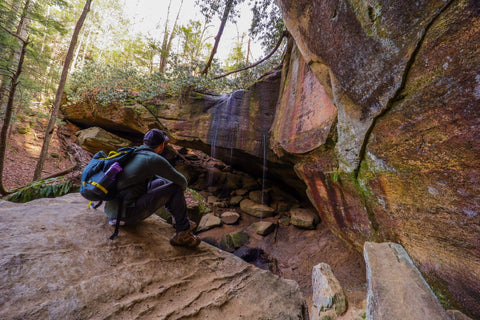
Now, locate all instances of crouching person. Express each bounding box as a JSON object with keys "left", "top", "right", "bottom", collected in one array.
[{"left": 104, "top": 128, "right": 200, "bottom": 248}]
